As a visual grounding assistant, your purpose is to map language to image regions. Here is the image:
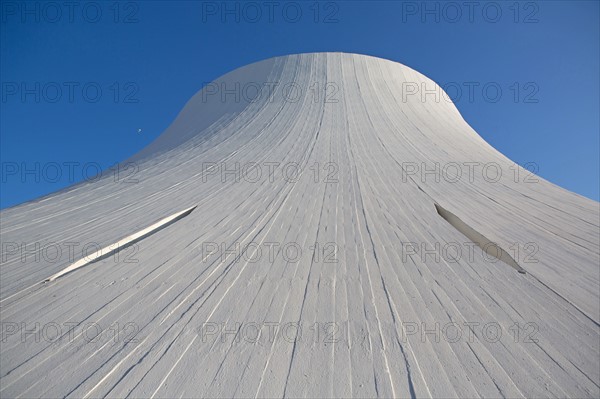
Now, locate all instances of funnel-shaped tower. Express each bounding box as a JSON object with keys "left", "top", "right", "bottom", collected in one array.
[{"left": 1, "top": 53, "right": 598, "bottom": 398}]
